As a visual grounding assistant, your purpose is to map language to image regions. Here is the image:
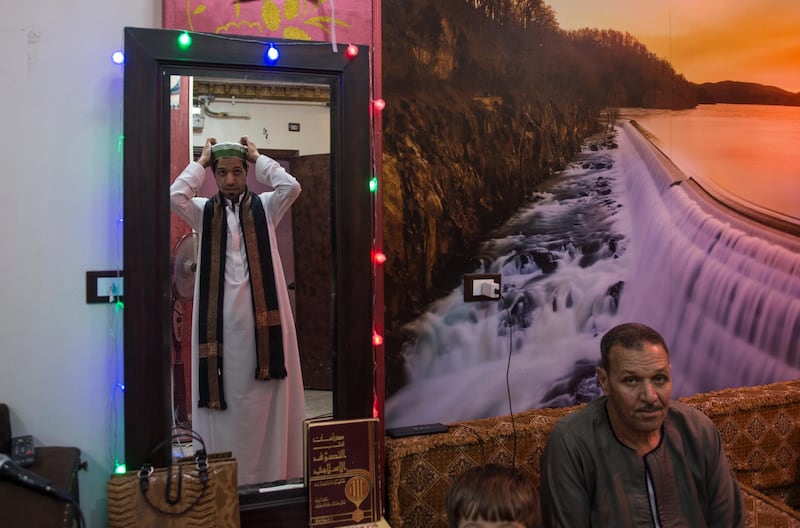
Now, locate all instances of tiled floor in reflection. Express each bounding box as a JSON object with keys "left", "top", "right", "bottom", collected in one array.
[
  {"left": 305, "top": 389, "right": 333, "bottom": 420},
  {"left": 173, "top": 390, "right": 333, "bottom": 459}
]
